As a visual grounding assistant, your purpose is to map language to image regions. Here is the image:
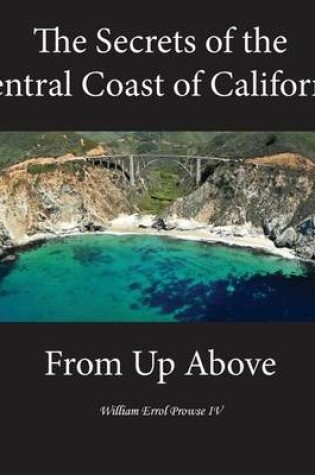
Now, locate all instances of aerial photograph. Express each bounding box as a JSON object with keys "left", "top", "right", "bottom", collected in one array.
[{"left": 1, "top": 131, "right": 315, "bottom": 321}]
